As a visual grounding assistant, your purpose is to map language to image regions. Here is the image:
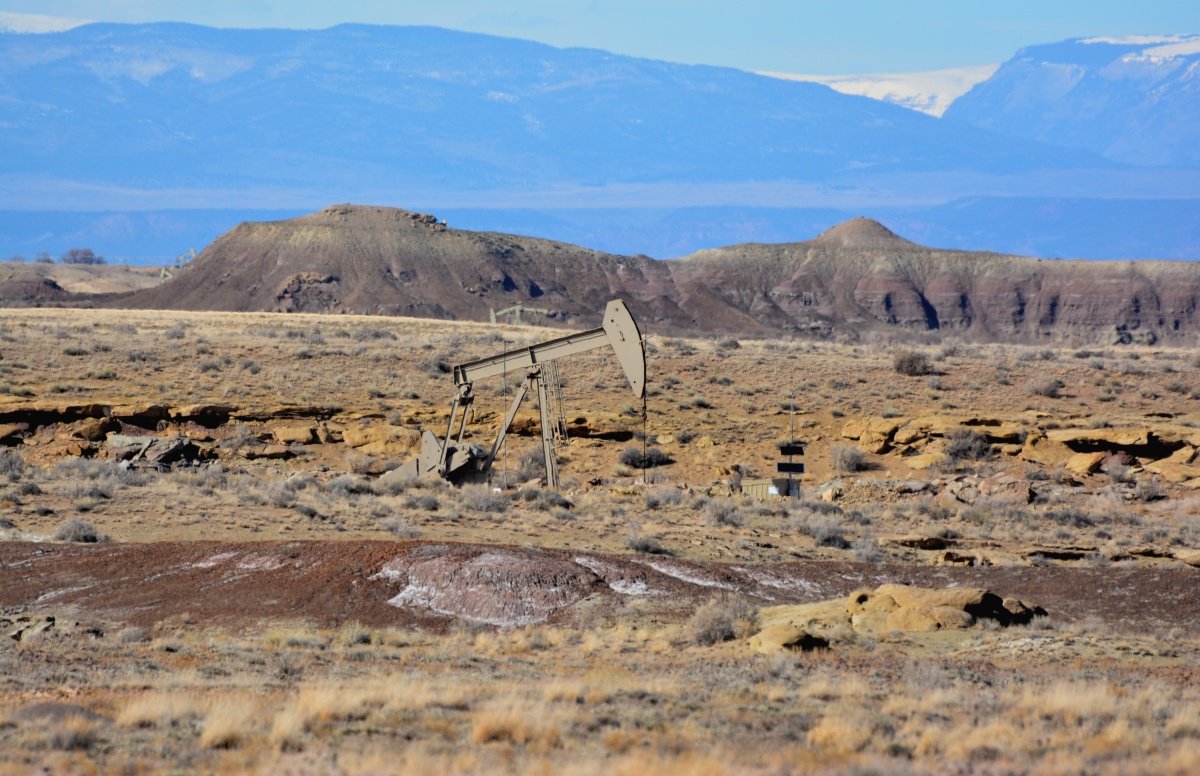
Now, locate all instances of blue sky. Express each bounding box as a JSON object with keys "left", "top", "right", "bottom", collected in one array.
[{"left": 3, "top": 1, "right": 1199, "bottom": 73}]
